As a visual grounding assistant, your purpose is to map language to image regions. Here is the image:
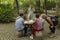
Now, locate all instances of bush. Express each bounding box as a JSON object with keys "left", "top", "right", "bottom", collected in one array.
[{"left": 0, "top": 4, "right": 16, "bottom": 23}]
